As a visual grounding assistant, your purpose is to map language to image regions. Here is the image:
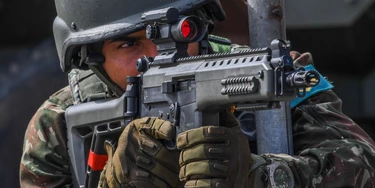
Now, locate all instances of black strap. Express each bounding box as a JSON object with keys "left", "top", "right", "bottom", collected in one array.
[{"left": 88, "top": 64, "right": 124, "bottom": 97}]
